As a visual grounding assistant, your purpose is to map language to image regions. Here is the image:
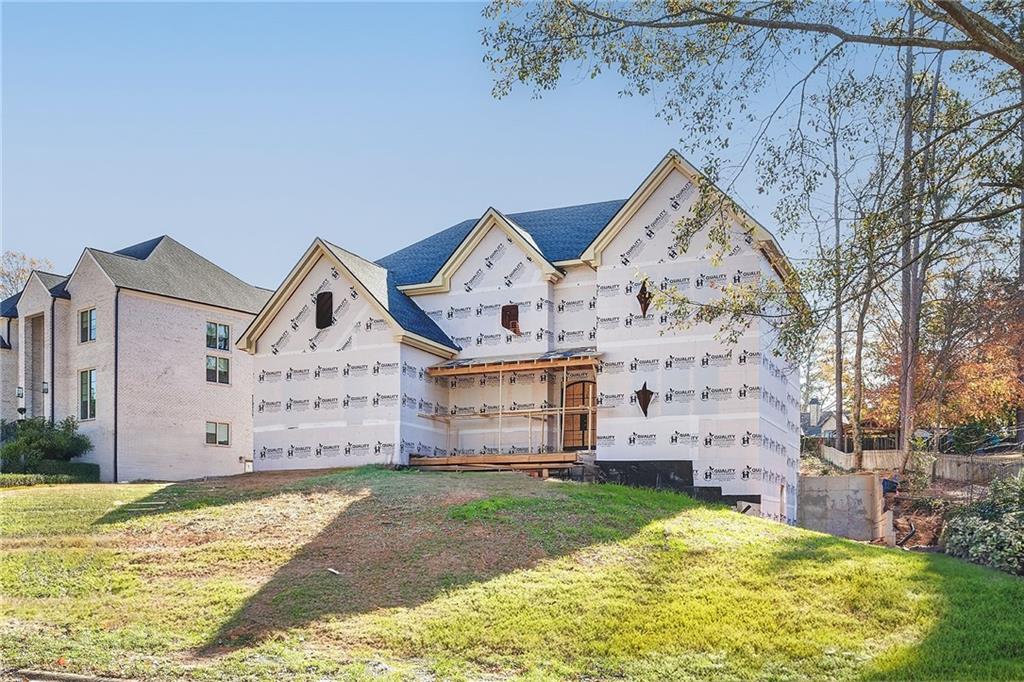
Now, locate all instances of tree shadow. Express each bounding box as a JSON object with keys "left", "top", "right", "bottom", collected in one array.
[
  {"left": 93, "top": 468, "right": 358, "bottom": 526},
  {"left": 192, "top": 470, "right": 699, "bottom": 655}
]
